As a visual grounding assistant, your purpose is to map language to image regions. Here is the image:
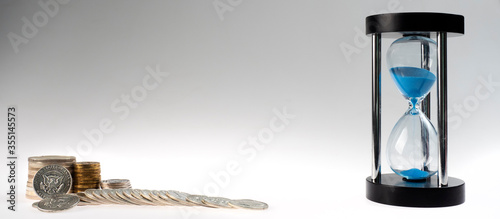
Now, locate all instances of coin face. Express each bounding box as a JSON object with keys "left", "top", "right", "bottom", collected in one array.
[
  {"left": 37, "top": 194, "right": 79, "bottom": 212},
  {"left": 201, "top": 197, "right": 234, "bottom": 208},
  {"left": 33, "top": 165, "right": 72, "bottom": 199},
  {"left": 228, "top": 199, "right": 269, "bottom": 210}
]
